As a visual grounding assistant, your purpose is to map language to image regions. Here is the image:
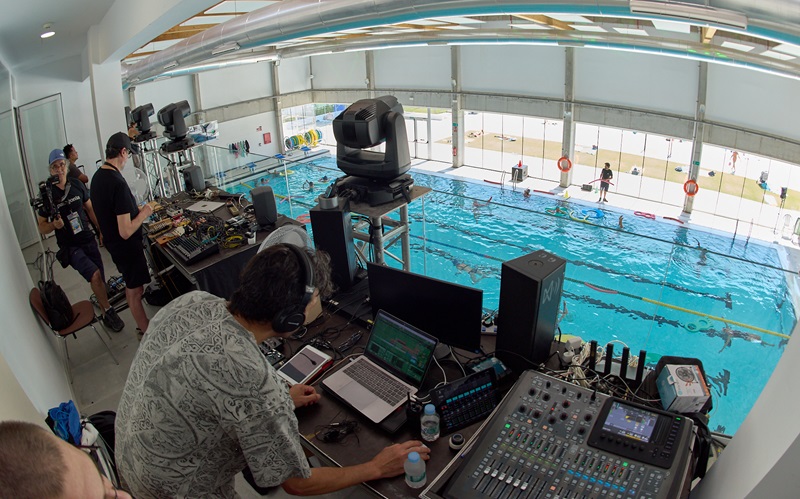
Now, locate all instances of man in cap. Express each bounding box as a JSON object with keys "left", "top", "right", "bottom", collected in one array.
[
  {"left": 90, "top": 132, "right": 153, "bottom": 338},
  {"left": 37, "top": 148, "right": 124, "bottom": 332}
]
